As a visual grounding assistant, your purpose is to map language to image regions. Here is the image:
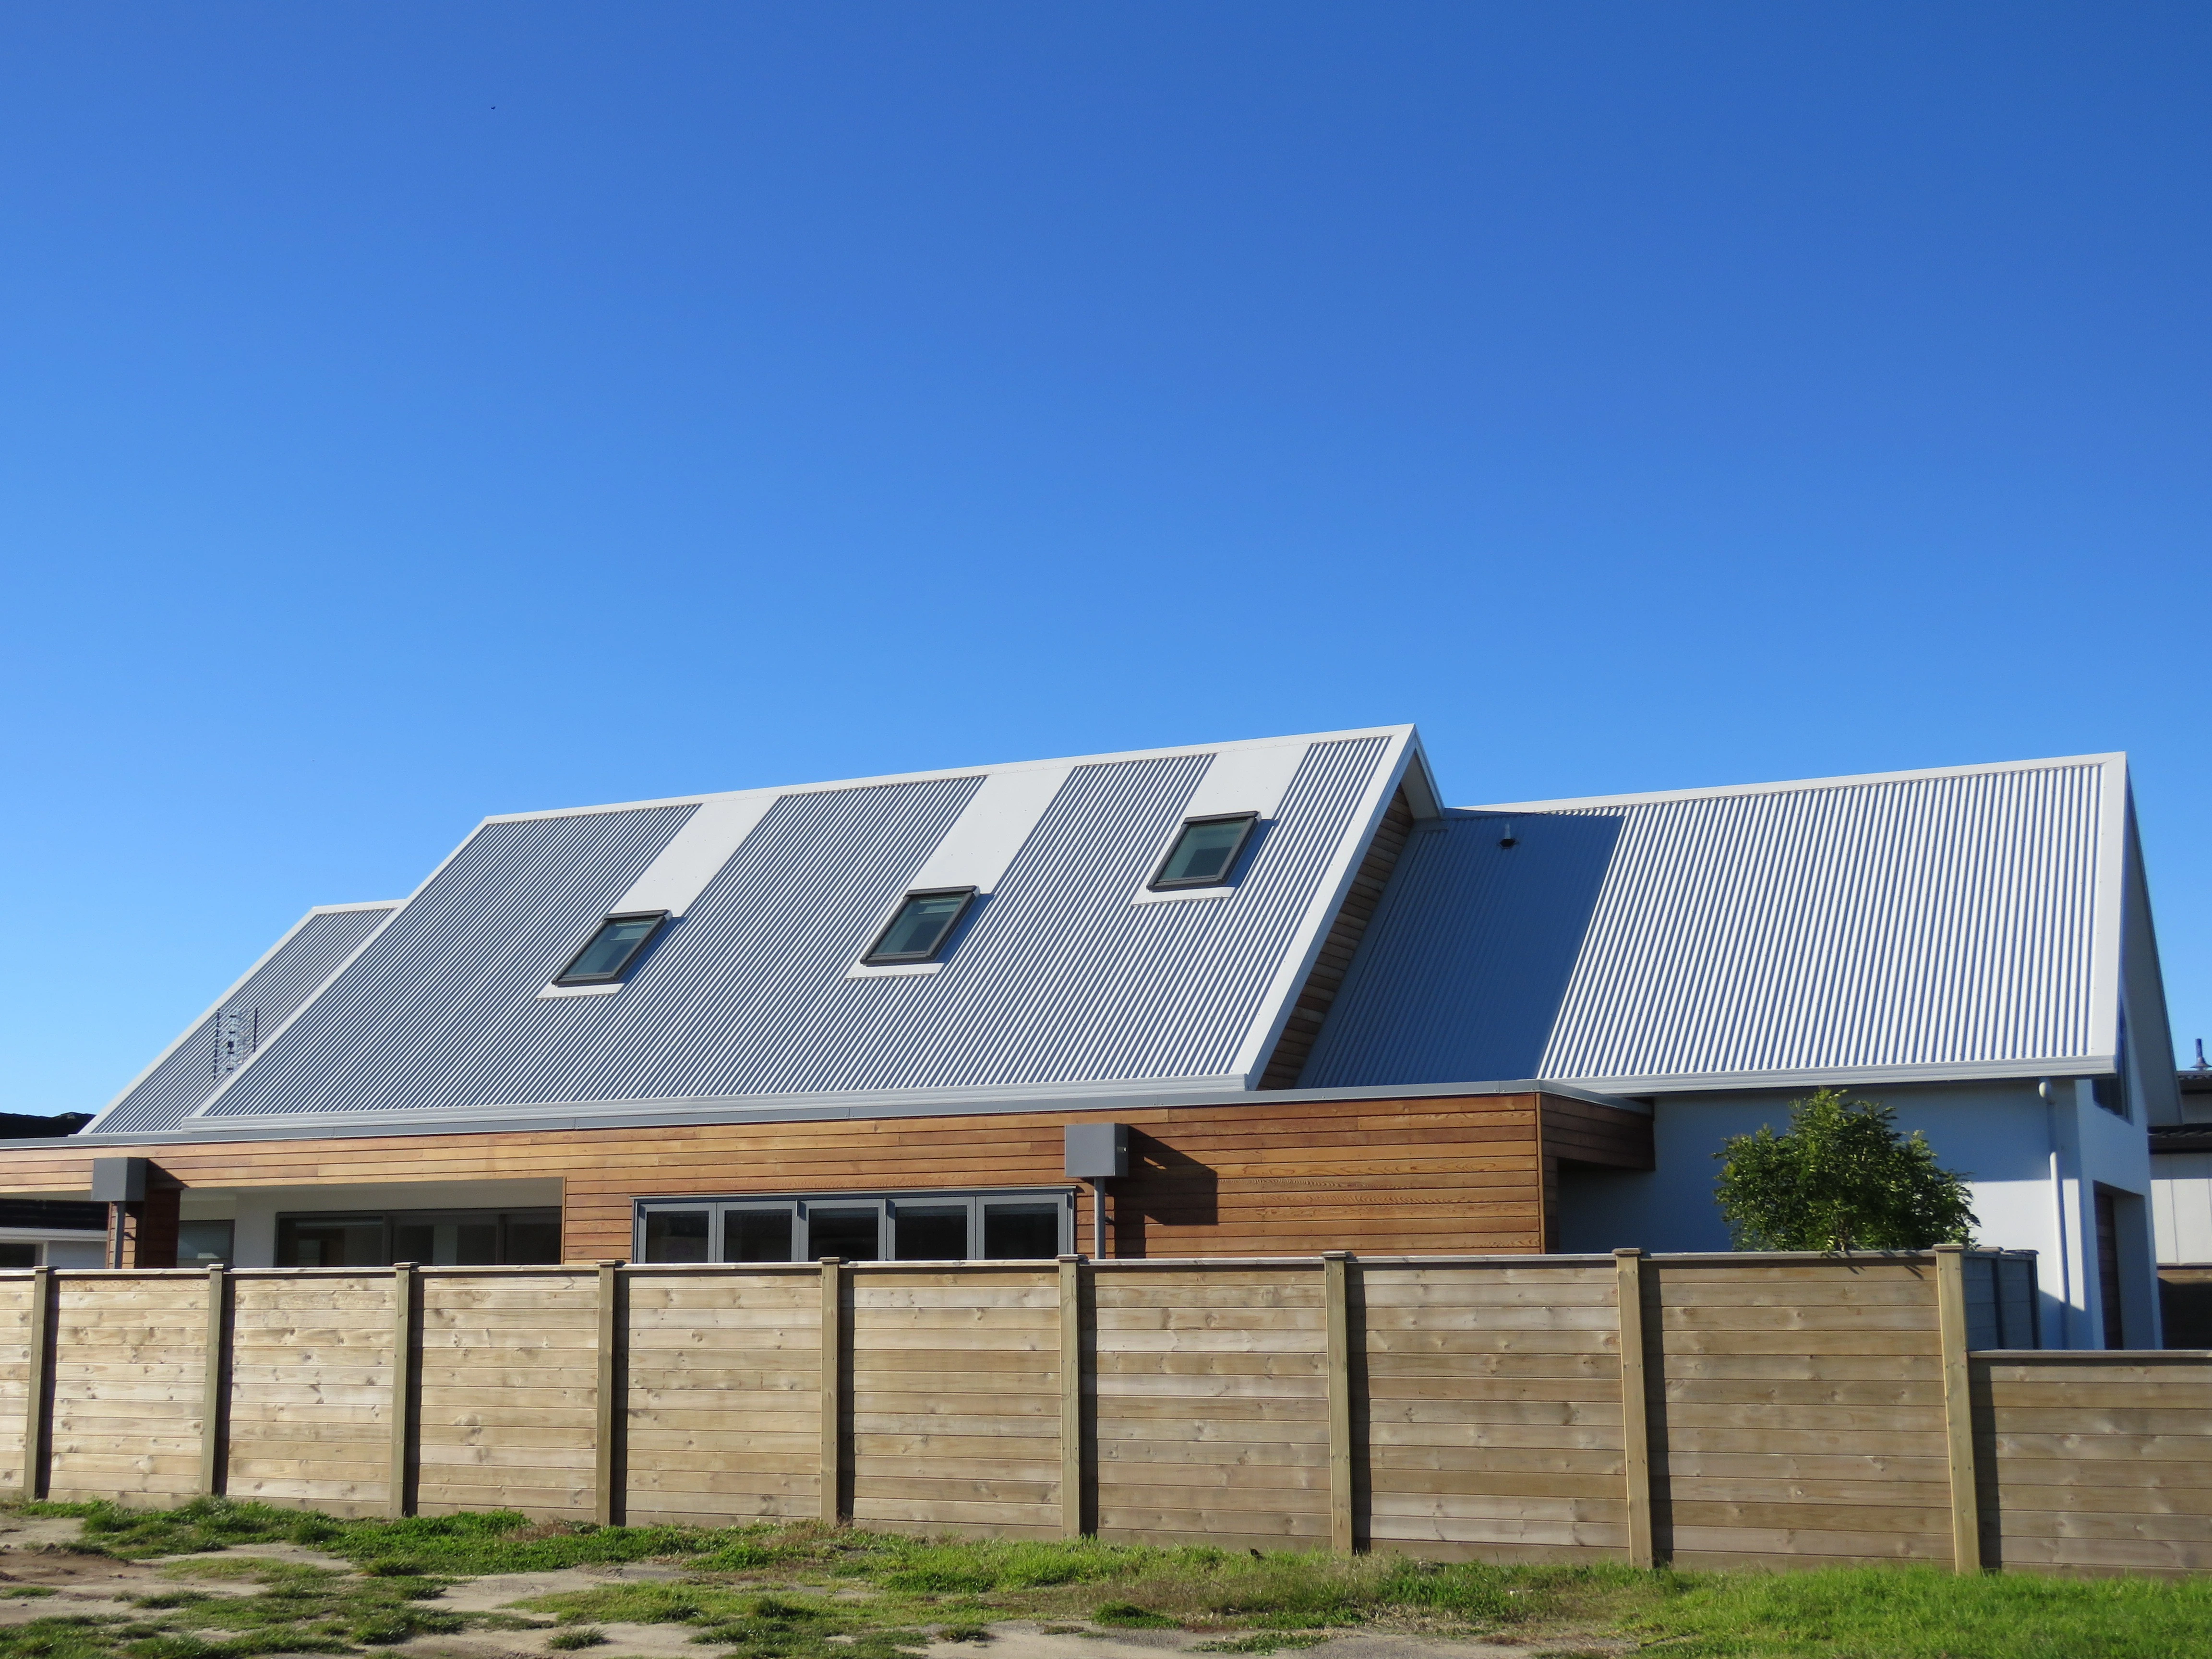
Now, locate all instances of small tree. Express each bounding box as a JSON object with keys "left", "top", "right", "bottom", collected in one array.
[{"left": 1713, "top": 1088, "right": 1976, "bottom": 1253}]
